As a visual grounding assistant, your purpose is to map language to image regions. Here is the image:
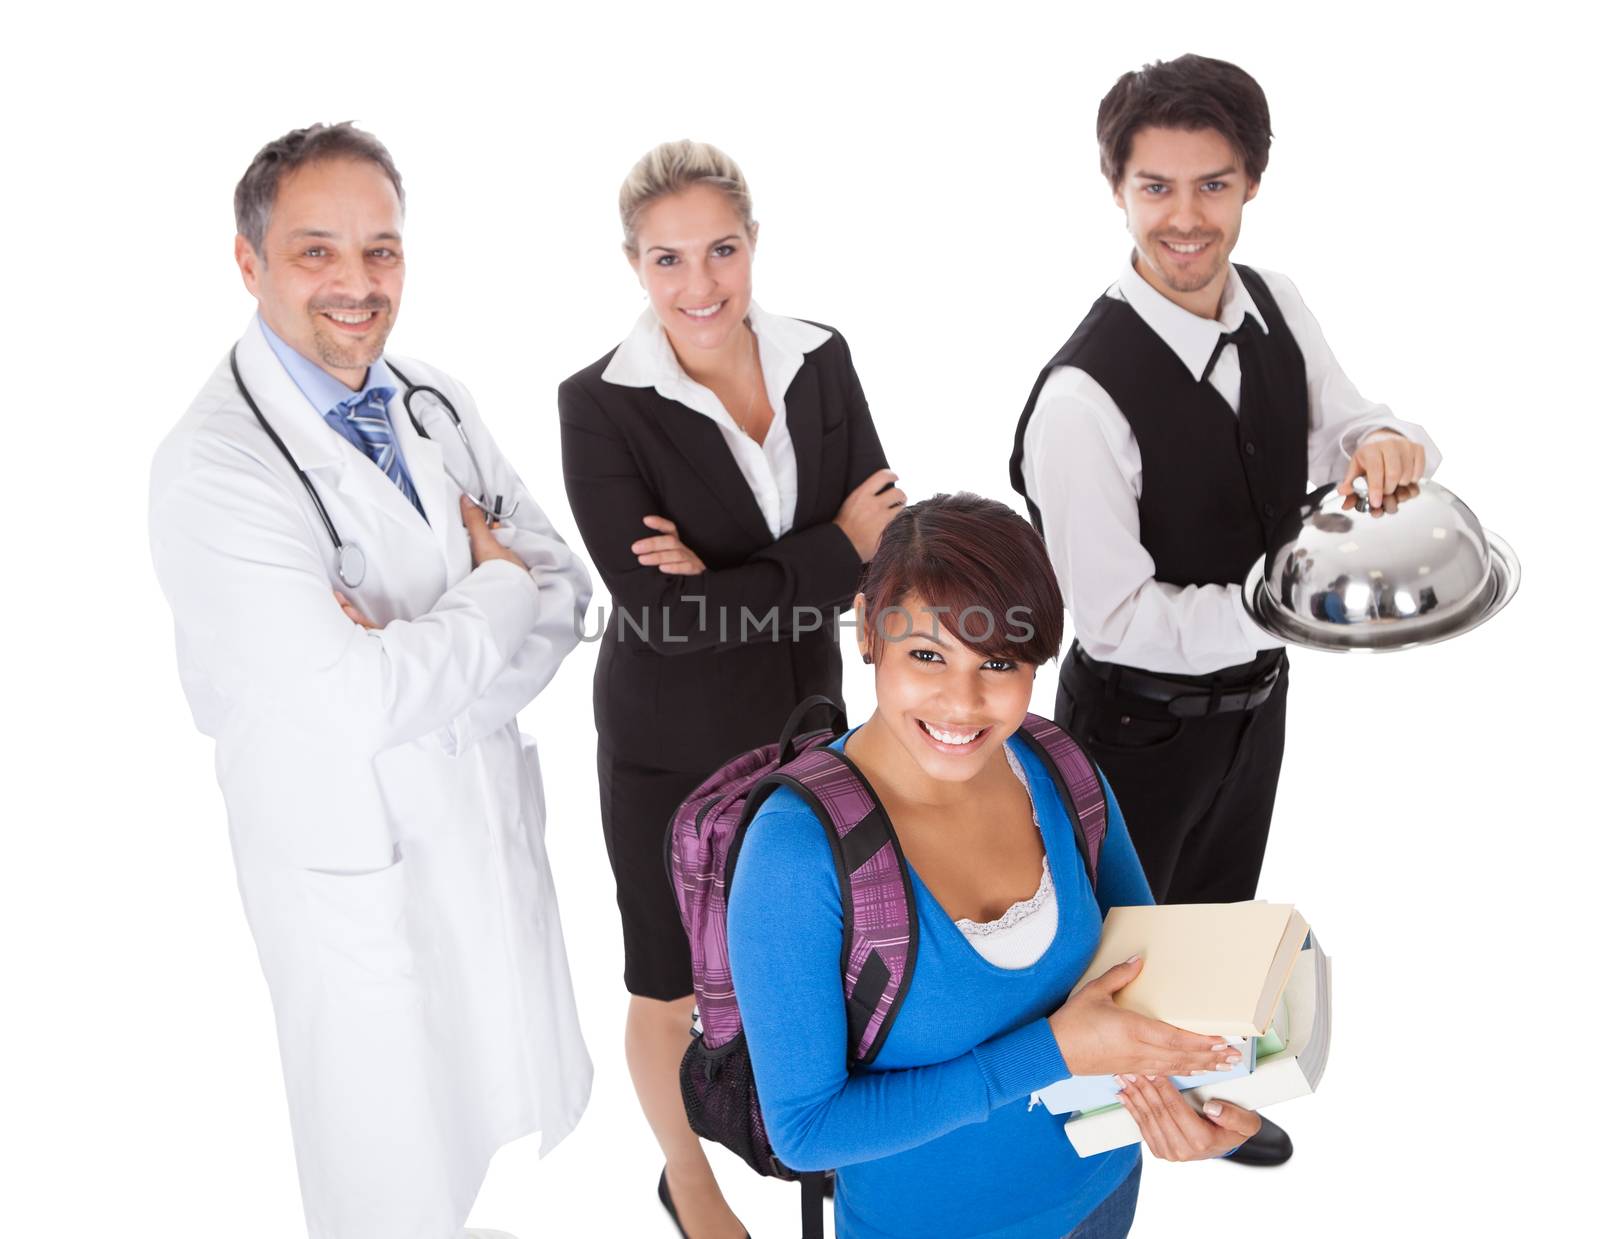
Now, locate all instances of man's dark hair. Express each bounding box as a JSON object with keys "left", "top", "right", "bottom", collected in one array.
[
  {"left": 1096, "top": 55, "right": 1272, "bottom": 188},
  {"left": 233, "top": 122, "right": 405, "bottom": 254}
]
